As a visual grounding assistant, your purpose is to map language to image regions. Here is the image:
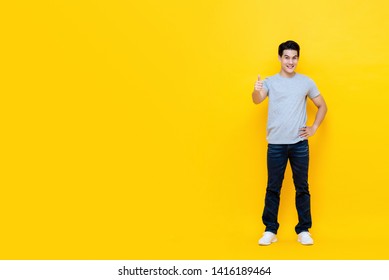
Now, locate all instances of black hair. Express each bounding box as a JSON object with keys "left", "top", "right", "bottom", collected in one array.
[{"left": 278, "top": 40, "right": 300, "bottom": 57}]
